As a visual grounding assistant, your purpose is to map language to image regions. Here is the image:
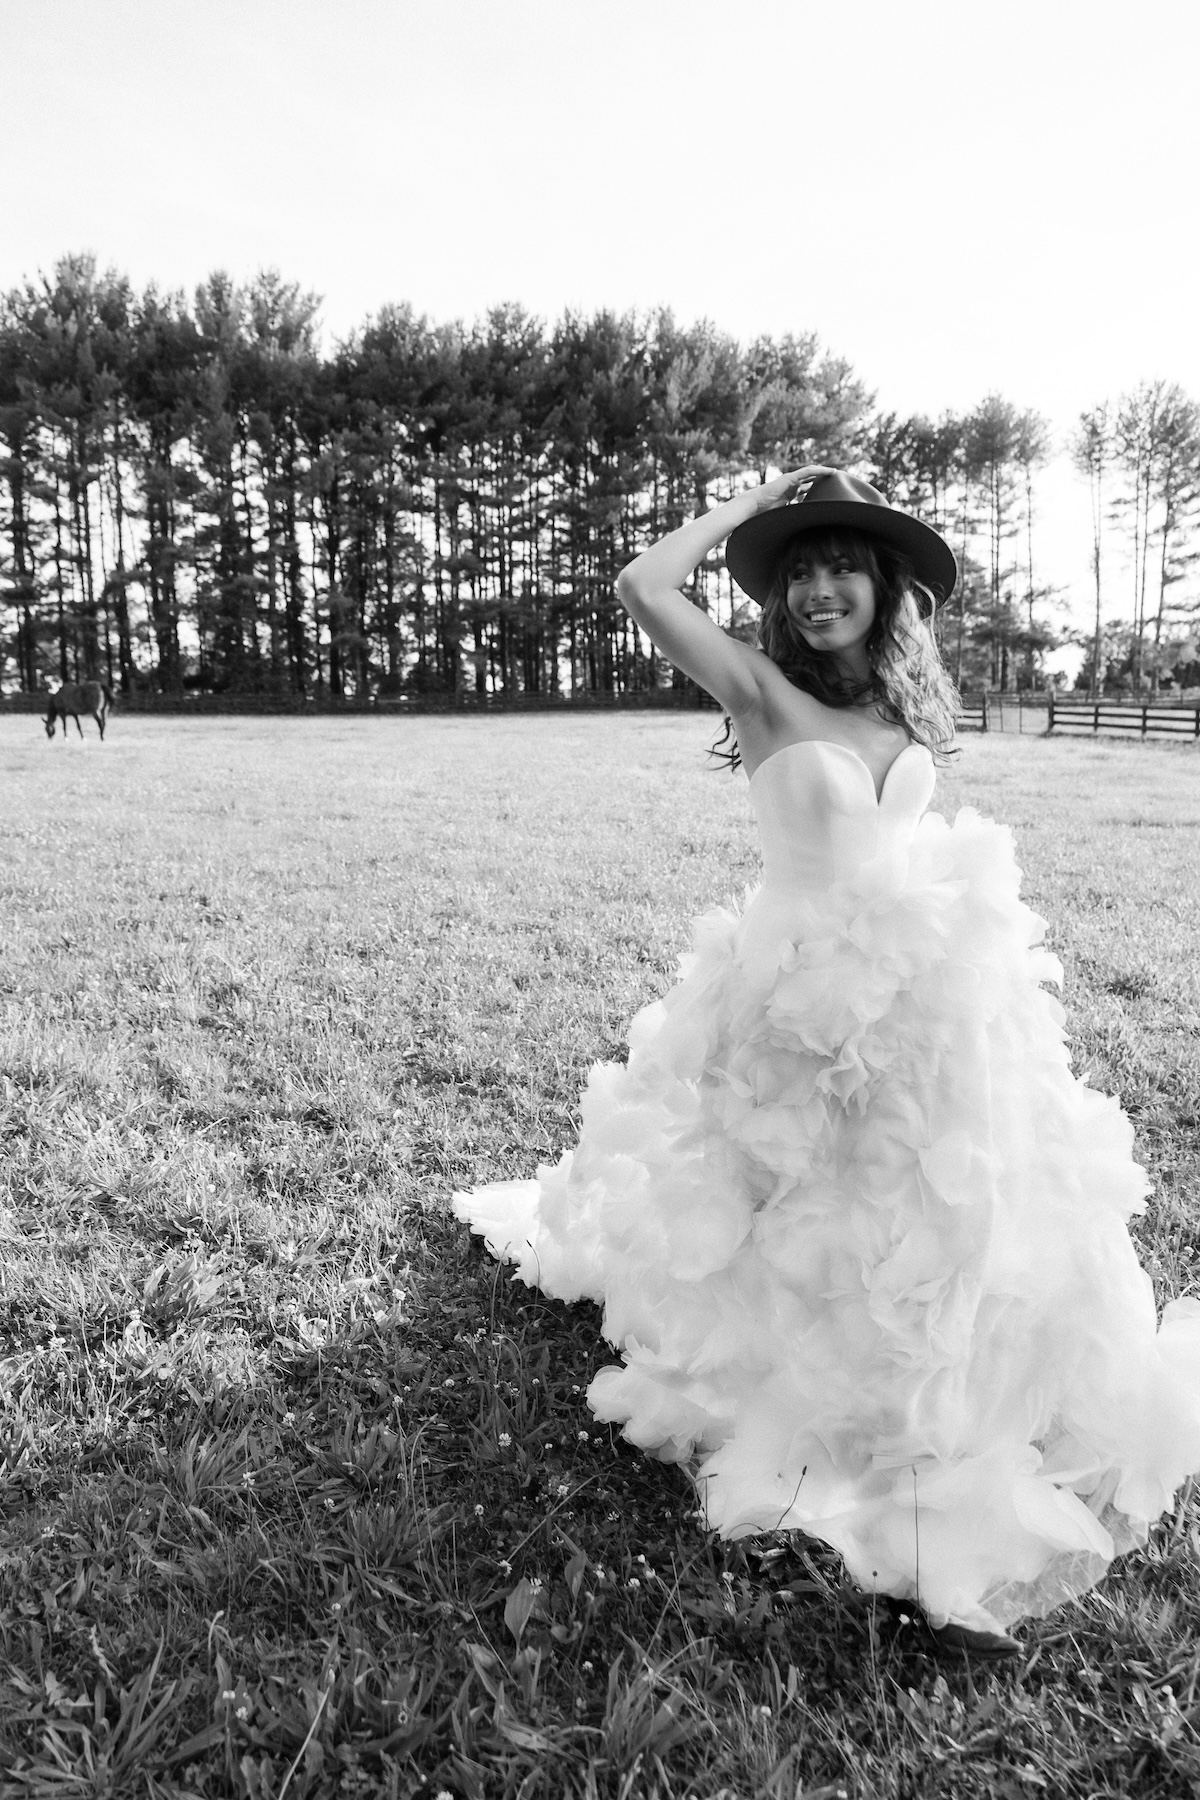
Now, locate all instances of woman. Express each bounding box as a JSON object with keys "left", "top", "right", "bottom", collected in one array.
[{"left": 454, "top": 468, "right": 1200, "bottom": 1656}]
